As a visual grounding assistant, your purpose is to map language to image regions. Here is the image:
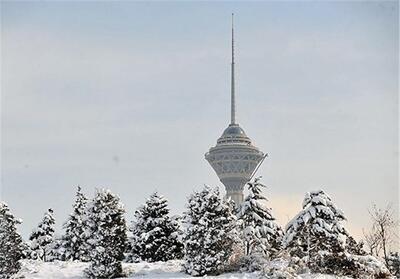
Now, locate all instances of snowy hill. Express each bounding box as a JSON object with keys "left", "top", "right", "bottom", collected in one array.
[{"left": 15, "top": 259, "right": 352, "bottom": 279}]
